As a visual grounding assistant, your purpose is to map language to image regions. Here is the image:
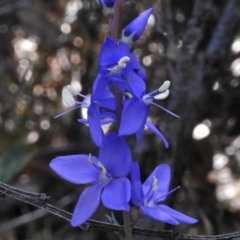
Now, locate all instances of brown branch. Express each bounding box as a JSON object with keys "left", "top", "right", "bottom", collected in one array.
[{"left": 1, "top": 181, "right": 240, "bottom": 239}]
